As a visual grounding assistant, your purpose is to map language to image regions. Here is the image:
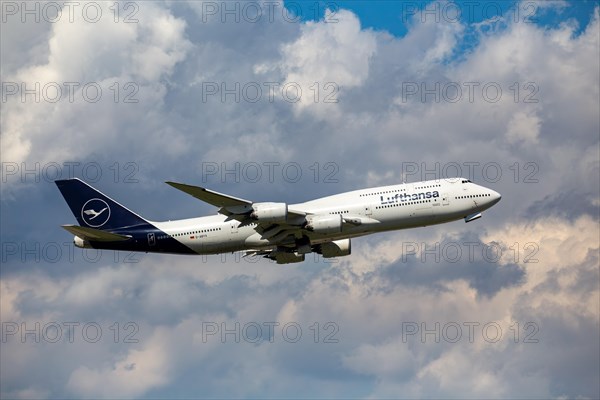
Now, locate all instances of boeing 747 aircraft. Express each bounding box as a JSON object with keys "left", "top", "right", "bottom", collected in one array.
[{"left": 55, "top": 178, "right": 501, "bottom": 264}]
